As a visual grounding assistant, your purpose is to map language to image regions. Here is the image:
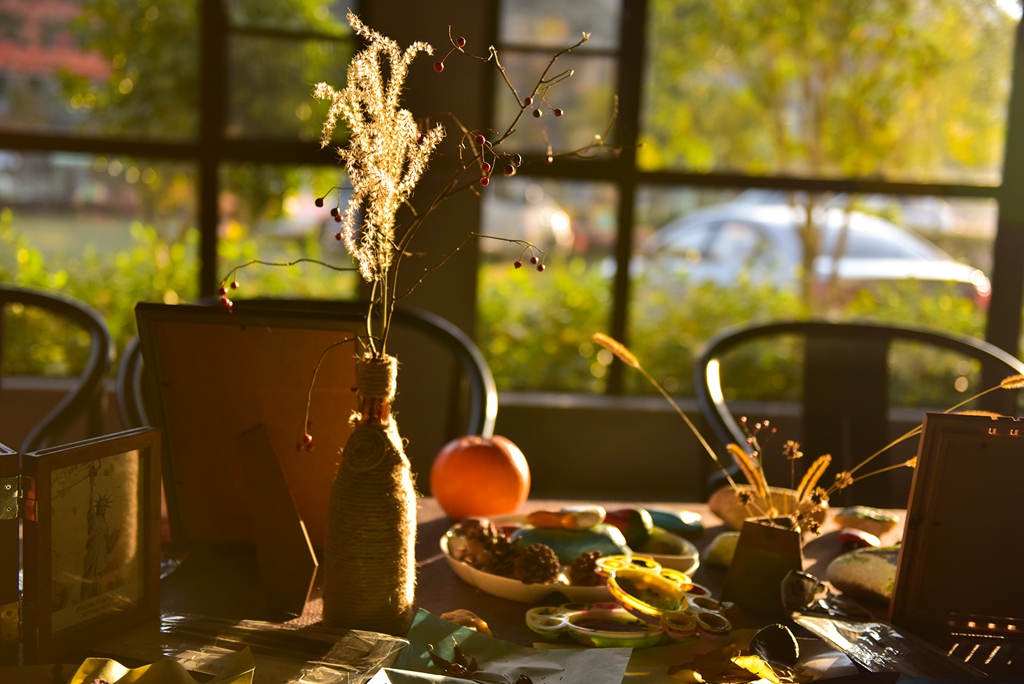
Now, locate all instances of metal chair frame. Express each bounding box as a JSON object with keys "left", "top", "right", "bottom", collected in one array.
[
  {"left": 121, "top": 299, "right": 497, "bottom": 437},
  {"left": 0, "top": 284, "right": 114, "bottom": 453},
  {"left": 694, "top": 319, "right": 1024, "bottom": 501}
]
